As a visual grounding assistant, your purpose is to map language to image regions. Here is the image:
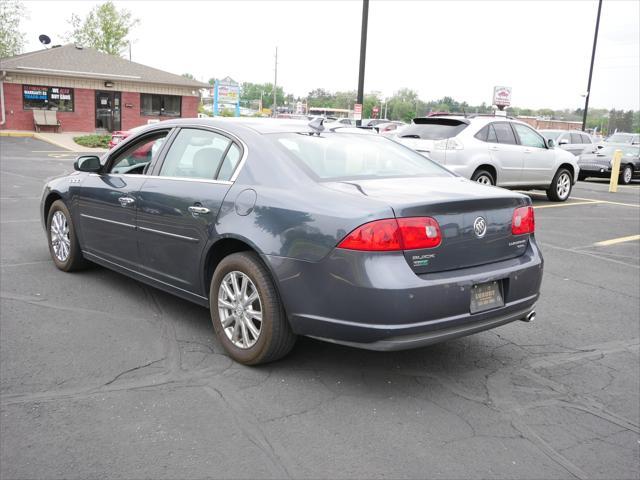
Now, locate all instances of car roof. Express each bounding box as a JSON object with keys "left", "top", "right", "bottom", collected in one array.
[{"left": 137, "top": 117, "right": 376, "bottom": 136}]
